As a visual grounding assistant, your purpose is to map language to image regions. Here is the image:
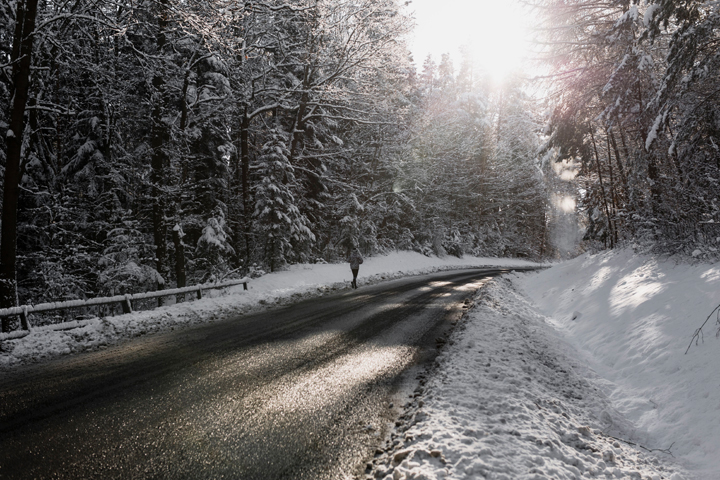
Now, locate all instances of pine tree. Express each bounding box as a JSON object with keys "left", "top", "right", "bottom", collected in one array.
[{"left": 253, "top": 132, "right": 315, "bottom": 272}]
